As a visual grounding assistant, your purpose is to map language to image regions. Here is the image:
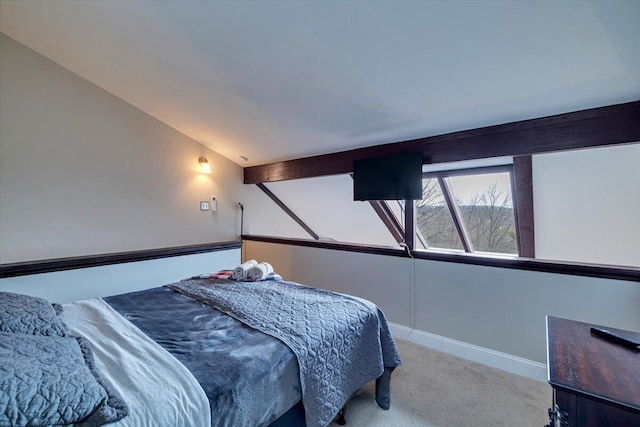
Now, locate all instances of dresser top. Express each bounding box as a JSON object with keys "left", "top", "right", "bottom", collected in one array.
[{"left": 547, "top": 316, "right": 640, "bottom": 412}]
